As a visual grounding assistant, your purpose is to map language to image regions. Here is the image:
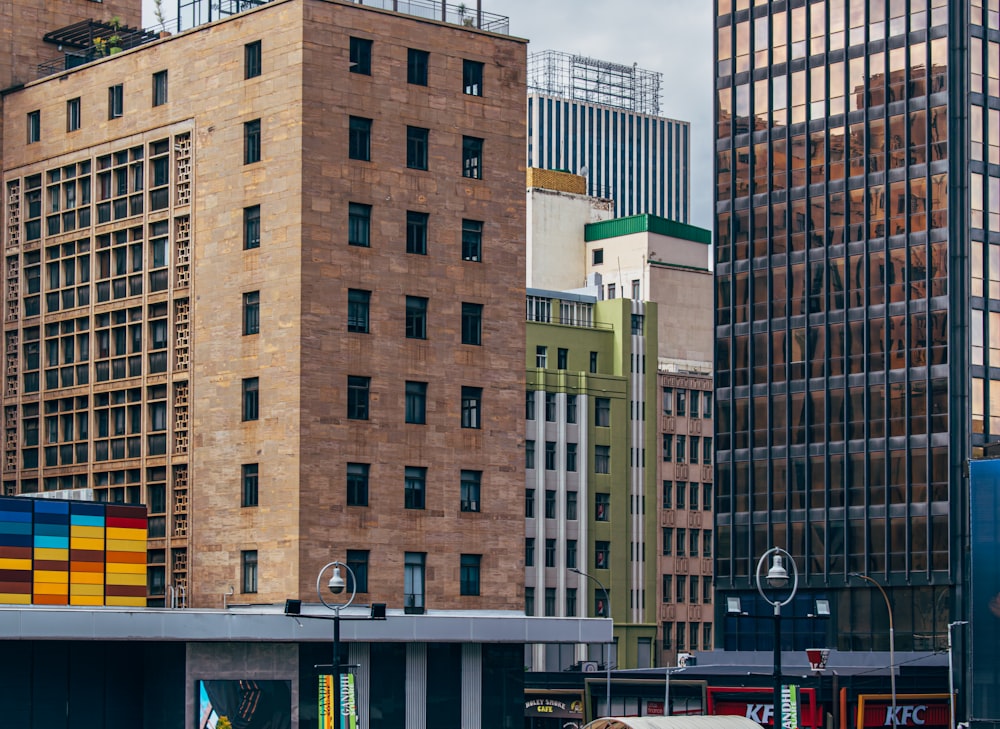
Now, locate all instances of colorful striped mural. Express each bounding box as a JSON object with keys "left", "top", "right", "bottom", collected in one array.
[{"left": 0, "top": 496, "right": 146, "bottom": 607}]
